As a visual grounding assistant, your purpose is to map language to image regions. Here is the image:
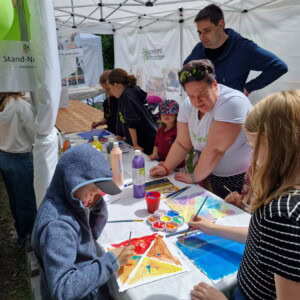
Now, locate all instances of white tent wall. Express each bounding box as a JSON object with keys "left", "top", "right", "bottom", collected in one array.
[
  {"left": 28, "top": 0, "right": 61, "bottom": 207},
  {"left": 114, "top": 1, "right": 300, "bottom": 105},
  {"left": 53, "top": 1, "right": 300, "bottom": 104},
  {"left": 75, "top": 33, "right": 104, "bottom": 87}
]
